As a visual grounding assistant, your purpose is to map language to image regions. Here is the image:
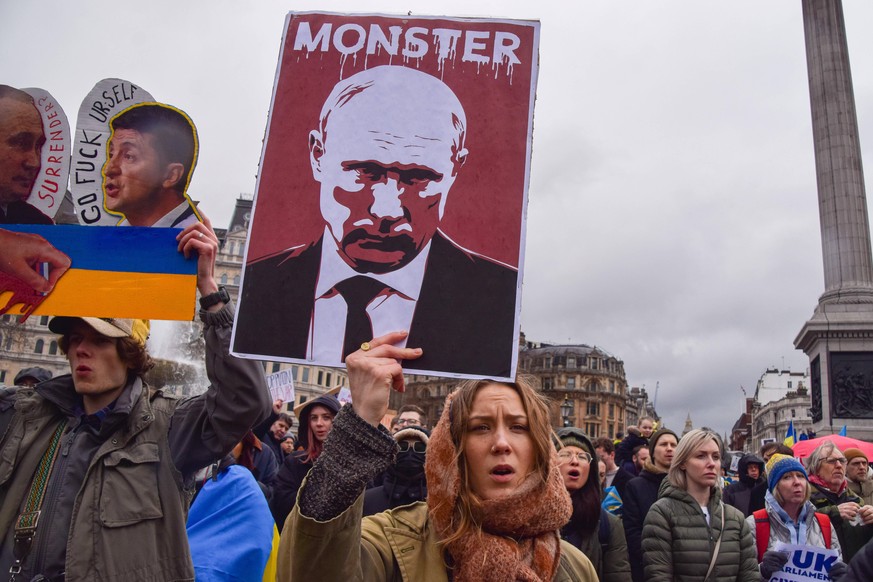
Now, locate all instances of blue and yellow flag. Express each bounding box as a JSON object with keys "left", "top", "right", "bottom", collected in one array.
[
  {"left": 784, "top": 420, "right": 797, "bottom": 447},
  {"left": 0, "top": 225, "right": 197, "bottom": 320},
  {"left": 602, "top": 485, "right": 623, "bottom": 517}
]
